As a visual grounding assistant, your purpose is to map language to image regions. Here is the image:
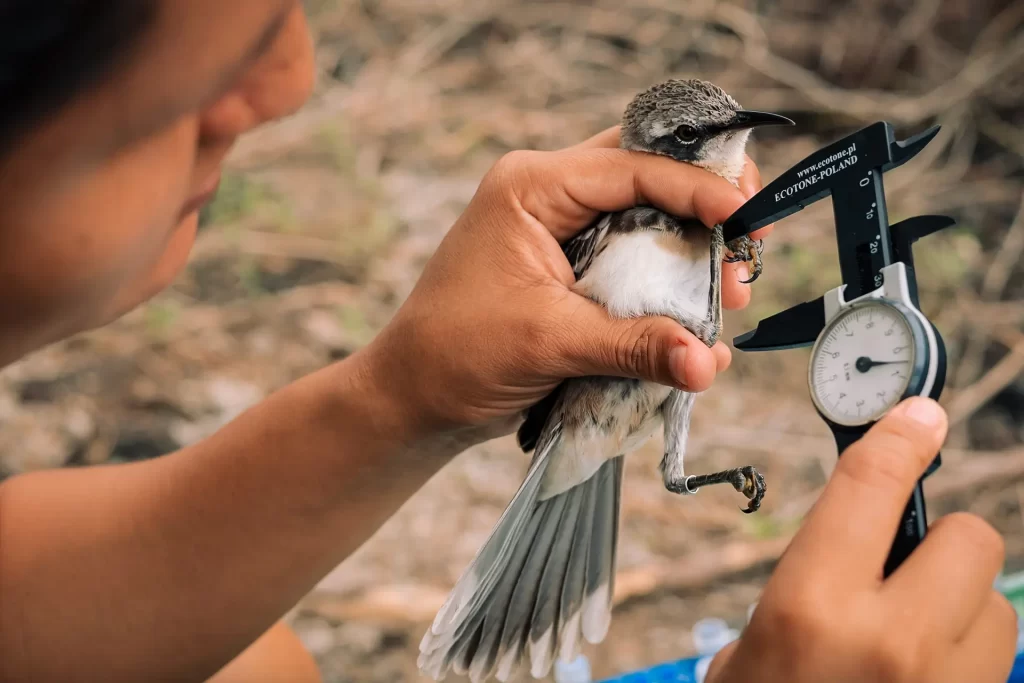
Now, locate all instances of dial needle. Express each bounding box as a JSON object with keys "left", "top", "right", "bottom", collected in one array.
[{"left": 855, "top": 356, "right": 909, "bottom": 373}]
